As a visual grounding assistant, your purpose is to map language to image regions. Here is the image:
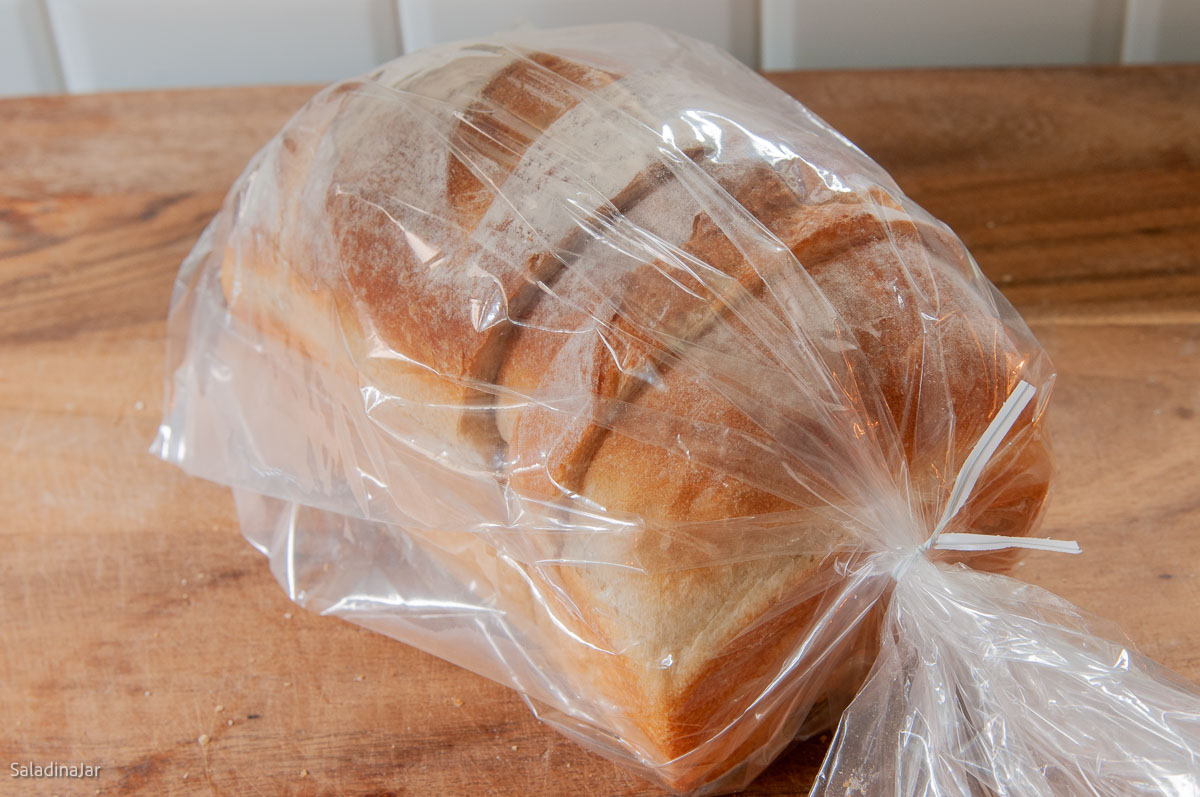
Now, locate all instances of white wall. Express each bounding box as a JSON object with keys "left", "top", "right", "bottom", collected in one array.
[
  {"left": 1, "top": 0, "right": 1196, "bottom": 97},
  {"left": 761, "top": 0, "right": 1127, "bottom": 69}
]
